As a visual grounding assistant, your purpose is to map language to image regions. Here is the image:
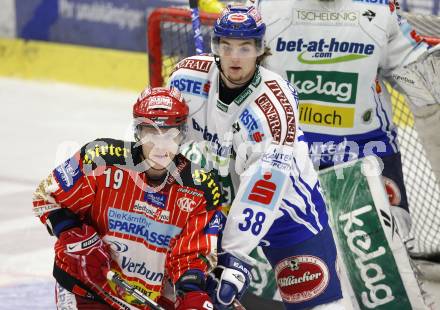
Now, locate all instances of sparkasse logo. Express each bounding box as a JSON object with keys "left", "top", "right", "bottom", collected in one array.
[{"left": 276, "top": 37, "right": 375, "bottom": 64}]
